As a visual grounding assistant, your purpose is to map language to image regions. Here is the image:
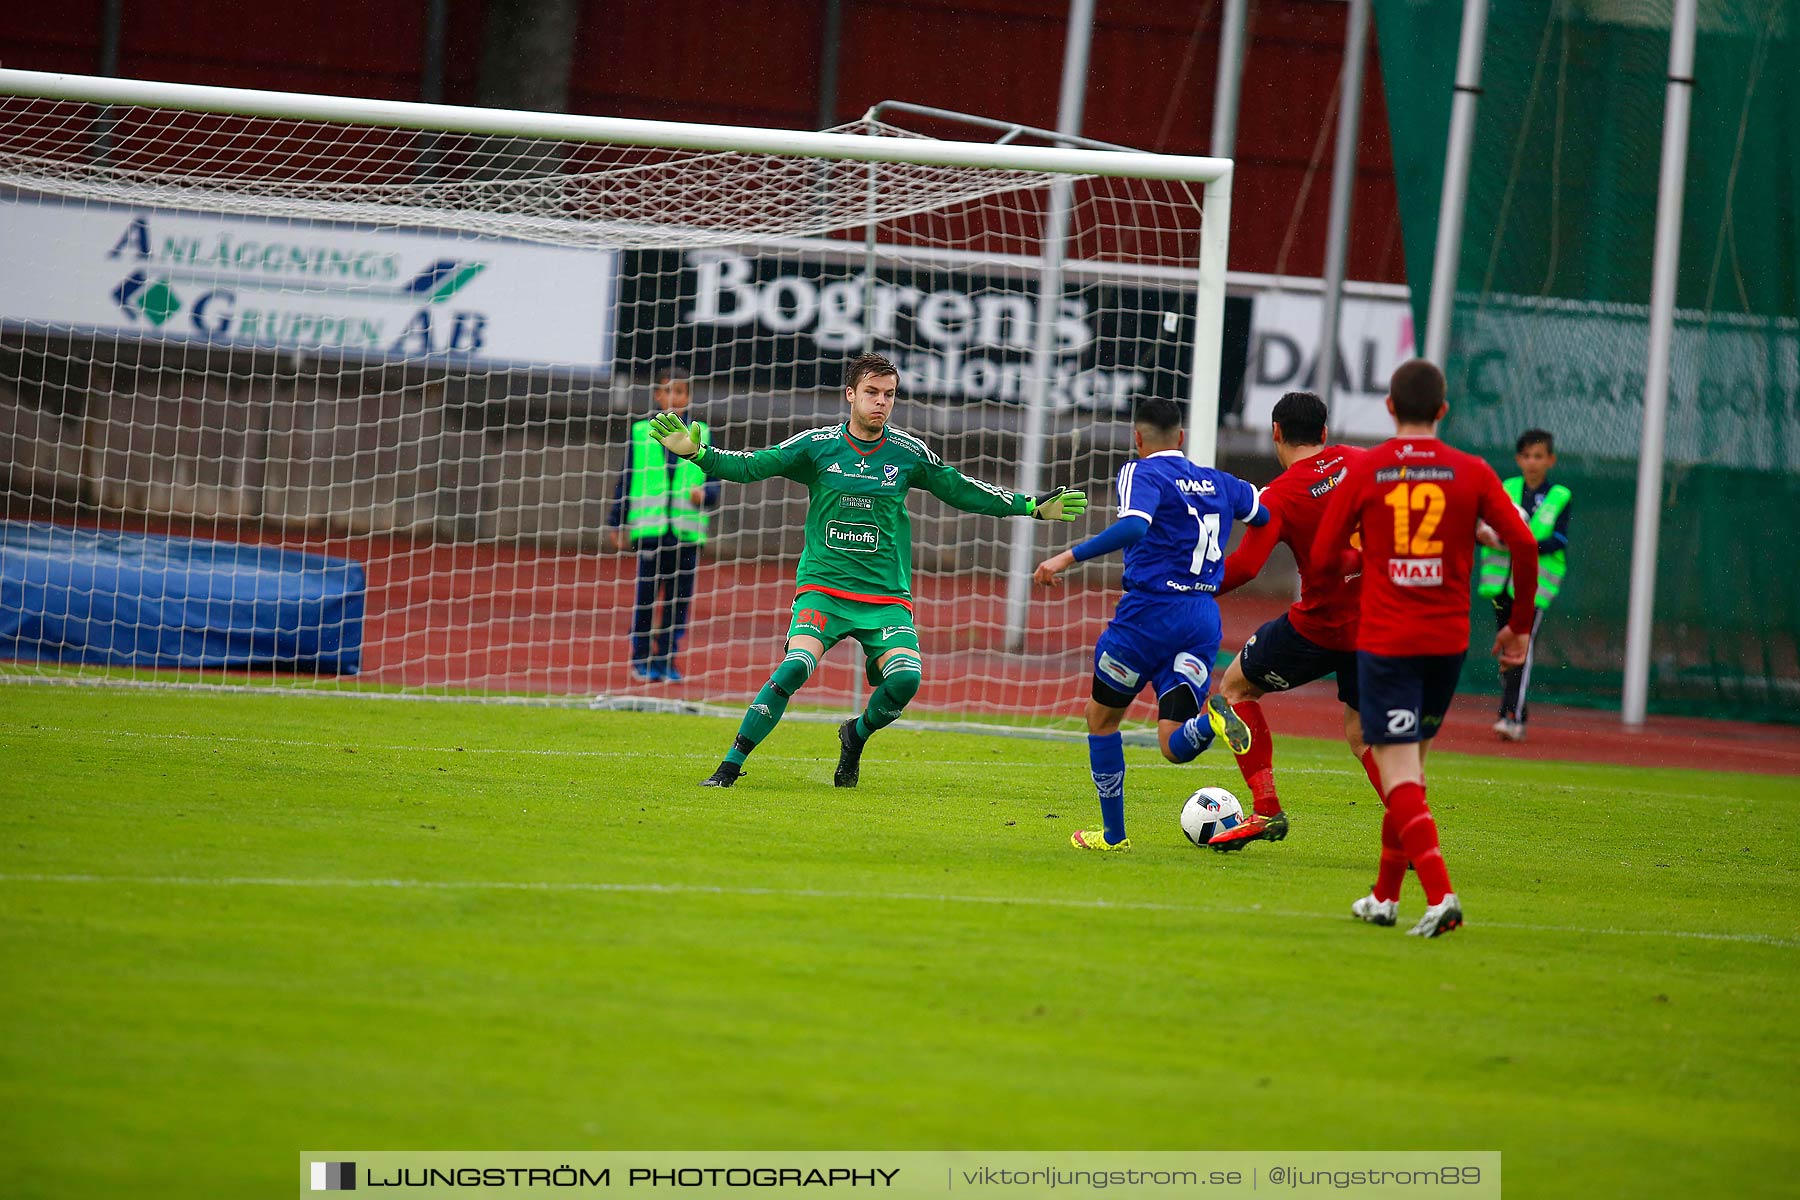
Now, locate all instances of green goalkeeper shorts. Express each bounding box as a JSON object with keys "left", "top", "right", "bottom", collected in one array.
[{"left": 787, "top": 592, "right": 920, "bottom": 678}]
